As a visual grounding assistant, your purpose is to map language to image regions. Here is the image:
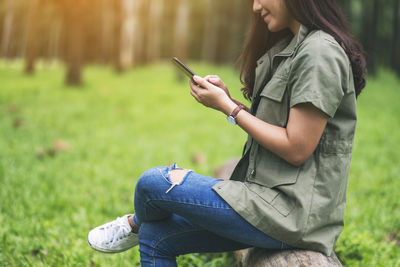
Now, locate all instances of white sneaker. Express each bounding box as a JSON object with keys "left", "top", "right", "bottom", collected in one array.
[{"left": 87, "top": 214, "right": 138, "bottom": 253}]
